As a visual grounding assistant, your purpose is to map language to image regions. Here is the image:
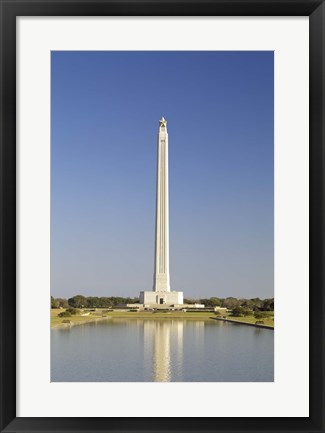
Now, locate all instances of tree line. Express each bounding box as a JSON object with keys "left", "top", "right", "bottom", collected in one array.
[
  {"left": 51, "top": 295, "right": 140, "bottom": 309},
  {"left": 184, "top": 296, "right": 274, "bottom": 311},
  {"left": 51, "top": 295, "right": 274, "bottom": 311}
]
